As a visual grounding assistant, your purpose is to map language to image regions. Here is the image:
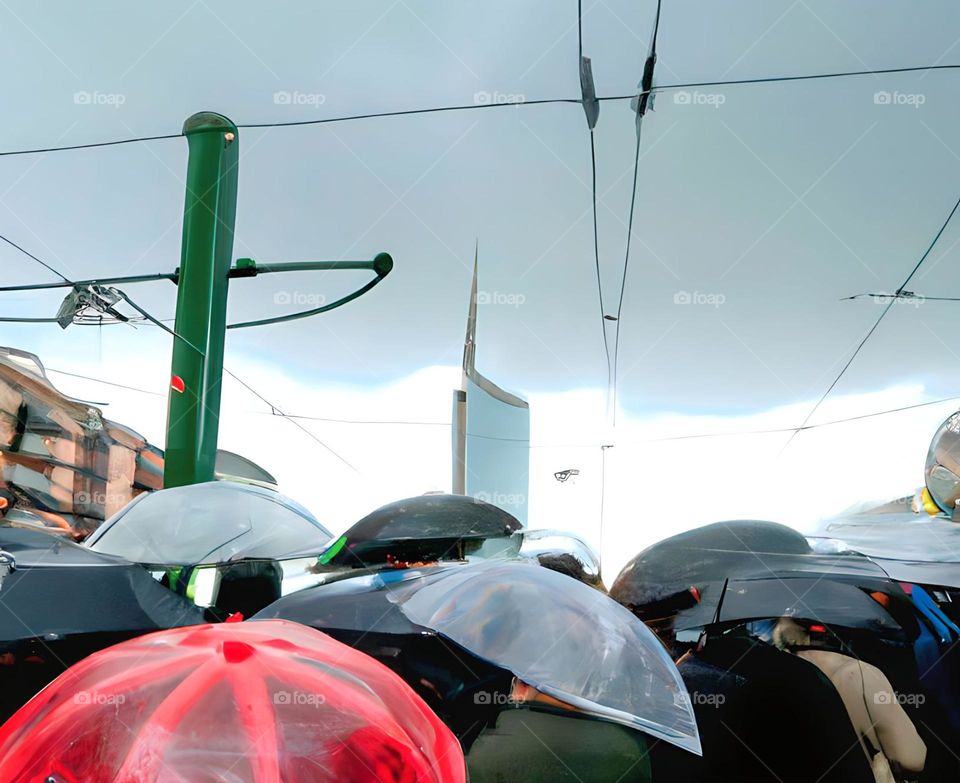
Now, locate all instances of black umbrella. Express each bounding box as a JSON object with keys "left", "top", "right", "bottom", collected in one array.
[
  {"left": 314, "top": 494, "right": 522, "bottom": 569},
  {"left": 612, "top": 520, "right": 912, "bottom": 640},
  {"left": 675, "top": 576, "right": 905, "bottom": 636},
  {"left": 0, "top": 525, "right": 204, "bottom": 719}
]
